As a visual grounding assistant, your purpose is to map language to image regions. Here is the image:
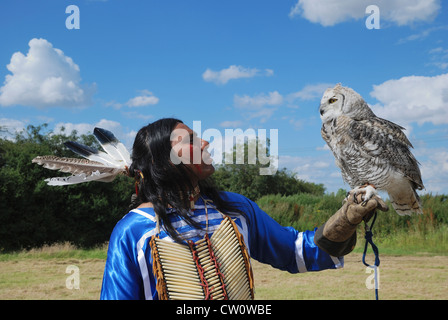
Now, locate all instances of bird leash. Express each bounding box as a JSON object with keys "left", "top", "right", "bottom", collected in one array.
[{"left": 362, "top": 210, "right": 380, "bottom": 300}]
